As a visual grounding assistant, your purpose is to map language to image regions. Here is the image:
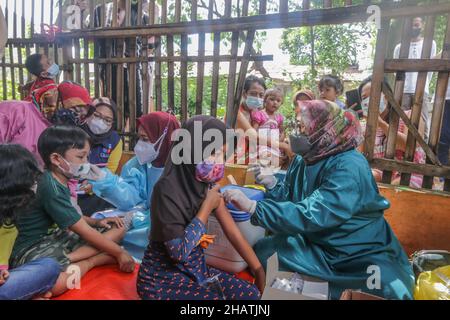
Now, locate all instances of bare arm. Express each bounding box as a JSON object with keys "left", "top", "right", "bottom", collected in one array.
[
  {"left": 215, "top": 200, "right": 265, "bottom": 292},
  {"left": 69, "top": 218, "right": 124, "bottom": 258}
]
